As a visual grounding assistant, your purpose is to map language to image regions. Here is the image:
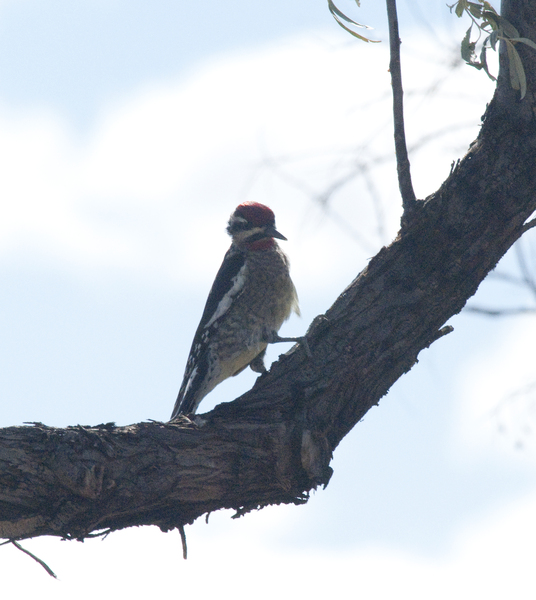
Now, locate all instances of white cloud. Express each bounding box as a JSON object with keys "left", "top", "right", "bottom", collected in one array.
[{"left": 0, "top": 32, "right": 495, "bottom": 290}]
